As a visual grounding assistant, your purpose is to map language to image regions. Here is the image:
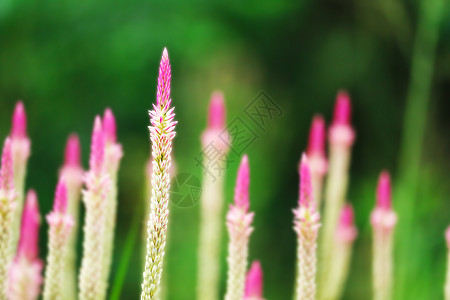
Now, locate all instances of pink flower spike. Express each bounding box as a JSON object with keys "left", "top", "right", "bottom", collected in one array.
[
  {"left": 299, "top": 153, "right": 313, "bottom": 208},
  {"left": 0, "top": 137, "right": 14, "bottom": 191},
  {"left": 89, "top": 116, "right": 105, "bottom": 176},
  {"left": 207, "top": 91, "right": 226, "bottom": 130},
  {"left": 332, "top": 90, "right": 351, "bottom": 126},
  {"left": 157, "top": 47, "right": 171, "bottom": 107},
  {"left": 64, "top": 134, "right": 81, "bottom": 168},
  {"left": 18, "top": 190, "right": 40, "bottom": 260},
  {"left": 244, "top": 261, "right": 263, "bottom": 298},
  {"left": 376, "top": 171, "right": 392, "bottom": 210},
  {"left": 234, "top": 155, "right": 250, "bottom": 211},
  {"left": 445, "top": 226, "right": 450, "bottom": 247},
  {"left": 53, "top": 180, "right": 68, "bottom": 214},
  {"left": 103, "top": 108, "right": 117, "bottom": 143},
  {"left": 11, "top": 101, "right": 27, "bottom": 139},
  {"left": 307, "top": 115, "right": 326, "bottom": 157},
  {"left": 336, "top": 204, "right": 358, "bottom": 242}
]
